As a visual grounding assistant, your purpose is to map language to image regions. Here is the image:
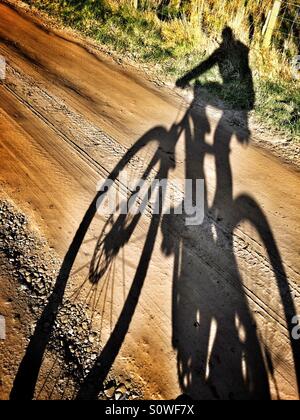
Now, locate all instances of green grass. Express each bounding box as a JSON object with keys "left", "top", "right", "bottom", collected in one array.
[
  {"left": 23, "top": 0, "right": 300, "bottom": 141},
  {"left": 256, "top": 79, "right": 300, "bottom": 139}
]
